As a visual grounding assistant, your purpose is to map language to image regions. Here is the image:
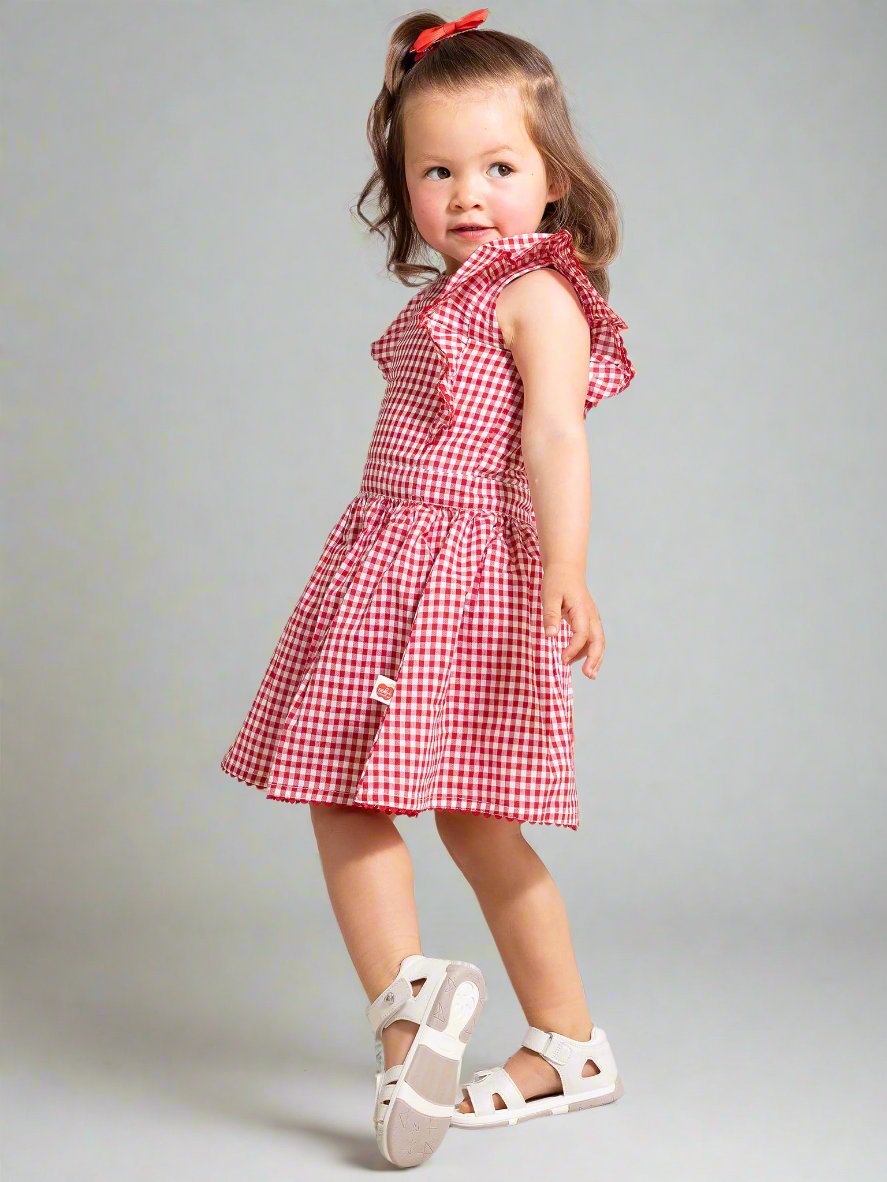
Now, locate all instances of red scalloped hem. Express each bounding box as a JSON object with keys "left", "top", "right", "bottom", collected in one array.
[{"left": 220, "top": 761, "right": 578, "bottom": 830}]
